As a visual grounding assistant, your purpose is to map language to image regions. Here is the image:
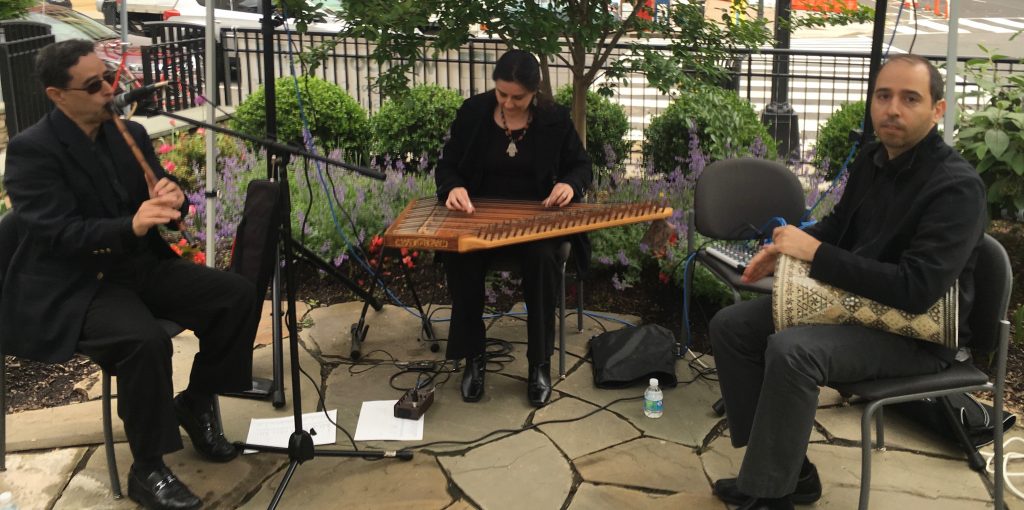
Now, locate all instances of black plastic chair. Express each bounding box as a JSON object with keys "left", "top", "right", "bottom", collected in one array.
[
  {"left": 831, "top": 234, "right": 1012, "bottom": 510},
  {"left": 688, "top": 157, "right": 806, "bottom": 302},
  {"left": 0, "top": 212, "right": 185, "bottom": 500}
]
